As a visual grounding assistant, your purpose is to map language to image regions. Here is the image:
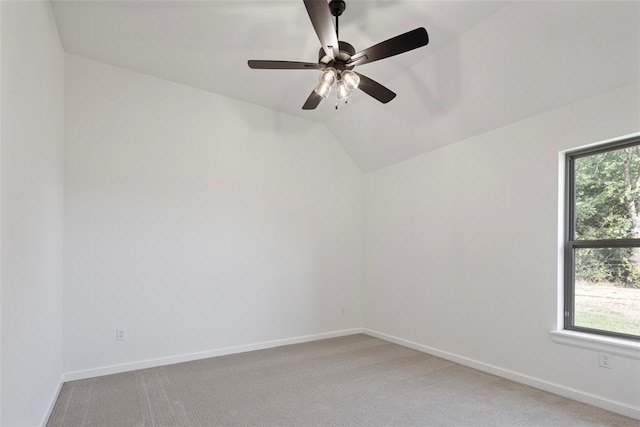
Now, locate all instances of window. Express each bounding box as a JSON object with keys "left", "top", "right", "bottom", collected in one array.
[{"left": 565, "top": 136, "right": 640, "bottom": 341}]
